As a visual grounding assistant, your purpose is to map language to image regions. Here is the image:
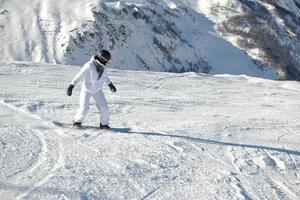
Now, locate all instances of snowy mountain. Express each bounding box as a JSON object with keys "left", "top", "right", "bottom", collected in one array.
[
  {"left": 1, "top": 0, "right": 299, "bottom": 79},
  {"left": 200, "top": 0, "right": 300, "bottom": 80},
  {"left": 0, "top": 61, "right": 300, "bottom": 199}
]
